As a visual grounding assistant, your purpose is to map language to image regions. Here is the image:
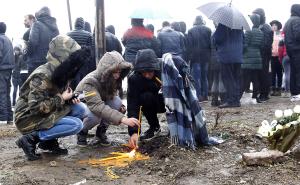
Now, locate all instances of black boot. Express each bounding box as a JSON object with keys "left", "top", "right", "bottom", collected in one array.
[
  {"left": 211, "top": 93, "right": 220, "bottom": 107},
  {"left": 38, "top": 139, "right": 68, "bottom": 155},
  {"left": 90, "top": 124, "right": 110, "bottom": 146},
  {"left": 16, "top": 132, "right": 41, "bottom": 161},
  {"left": 77, "top": 130, "right": 88, "bottom": 146}
]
